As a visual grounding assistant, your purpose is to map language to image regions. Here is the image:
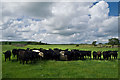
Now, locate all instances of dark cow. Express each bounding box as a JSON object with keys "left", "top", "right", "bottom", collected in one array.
[
  {"left": 12, "top": 49, "right": 19, "bottom": 61},
  {"left": 111, "top": 51, "right": 118, "bottom": 59},
  {"left": 86, "top": 51, "right": 91, "bottom": 59},
  {"left": 32, "top": 49, "right": 44, "bottom": 60},
  {"left": 53, "top": 48, "right": 60, "bottom": 60},
  {"left": 93, "top": 51, "right": 97, "bottom": 60},
  {"left": 103, "top": 51, "right": 107, "bottom": 60},
  {"left": 12, "top": 49, "right": 18, "bottom": 57},
  {"left": 3, "top": 50, "right": 11, "bottom": 61},
  {"left": 48, "top": 49, "right": 54, "bottom": 60},
  {"left": 32, "top": 49, "right": 40, "bottom": 60},
  {"left": 97, "top": 51, "right": 101, "bottom": 60},
  {"left": 93, "top": 51, "right": 101, "bottom": 60},
  {"left": 70, "top": 49, "right": 78, "bottom": 60},
  {"left": 26, "top": 49, "right": 35, "bottom": 63},
  {"left": 73, "top": 50, "right": 80, "bottom": 60},
  {"left": 18, "top": 49, "right": 29, "bottom": 64},
  {"left": 79, "top": 51, "right": 86, "bottom": 60},
  {"left": 103, "top": 51, "right": 112, "bottom": 60}
]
